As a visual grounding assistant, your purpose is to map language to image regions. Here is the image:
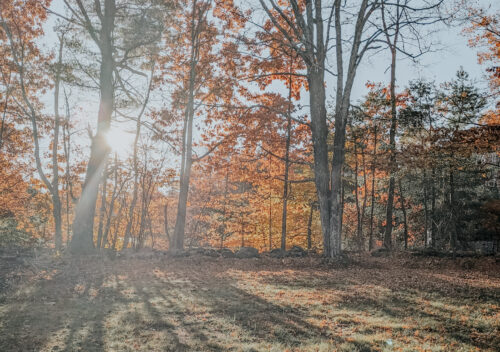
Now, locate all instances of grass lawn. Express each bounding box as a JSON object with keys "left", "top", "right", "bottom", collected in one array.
[{"left": 0, "top": 252, "right": 499, "bottom": 351}]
